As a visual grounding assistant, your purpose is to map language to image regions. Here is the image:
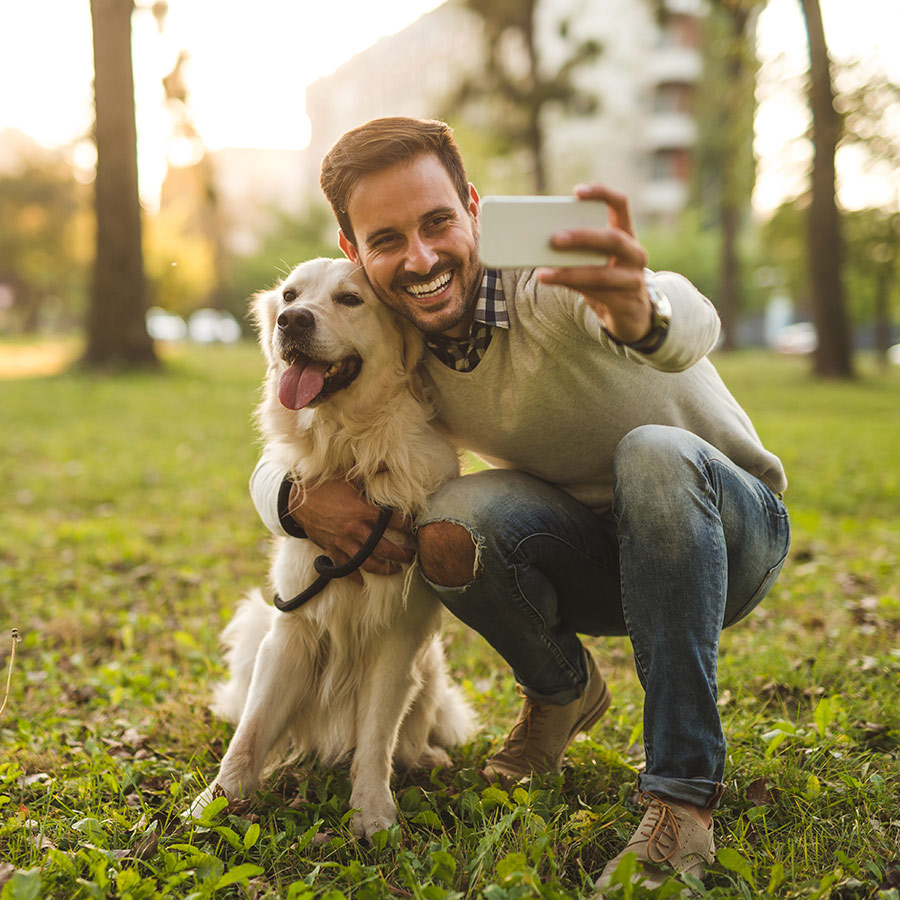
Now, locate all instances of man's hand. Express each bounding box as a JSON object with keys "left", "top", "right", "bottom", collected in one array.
[
  {"left": 288, "top": 479, "right": 414, "bottom": 577},
  {"left": 537, "top": 184, "right": 653, "bottom": 344}
]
